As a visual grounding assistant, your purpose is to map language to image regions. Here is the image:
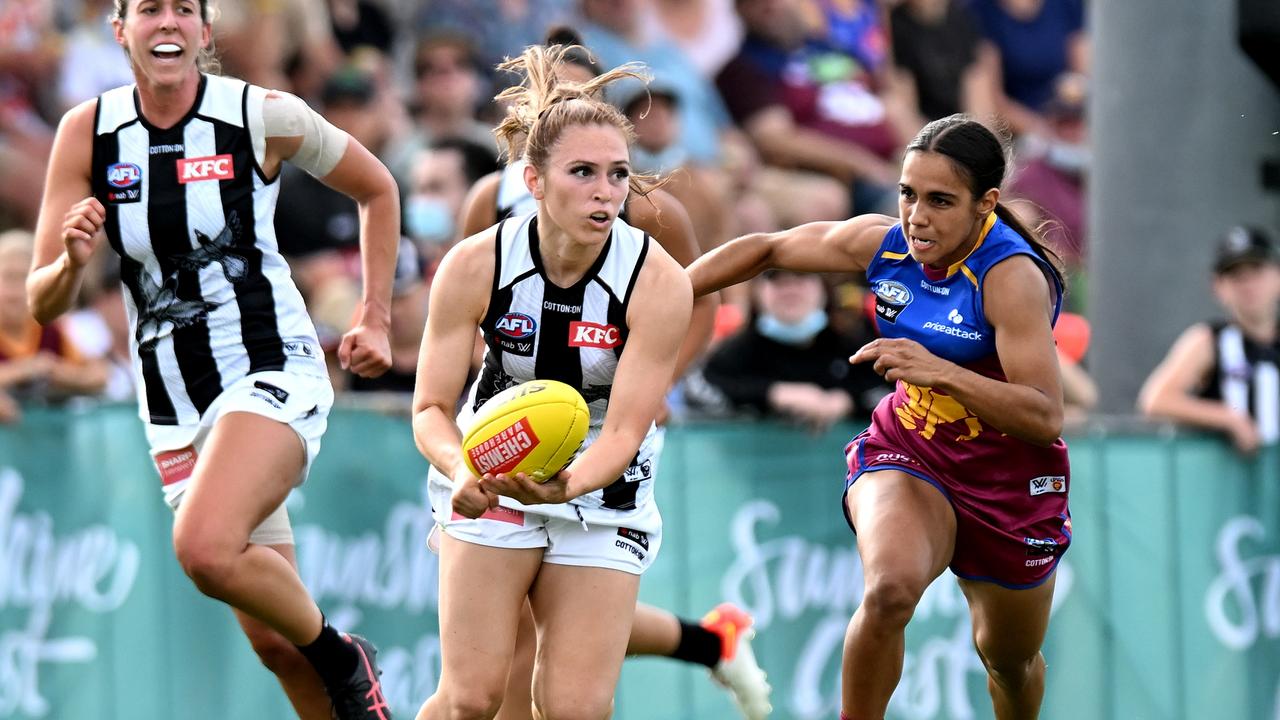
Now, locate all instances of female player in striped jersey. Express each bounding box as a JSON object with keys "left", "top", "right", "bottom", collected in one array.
[
  {"left": 687, "top": 115, "right": 1071, "bottom": 720},
  {"left": 454, "top": 37, "right": 772, "bottom": 720},
  {"left": 28, "top": 1, "right": 396, "bottom": 718},
  {"left": 410, "top": 45, "right": 693, "bottom": 720}
]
